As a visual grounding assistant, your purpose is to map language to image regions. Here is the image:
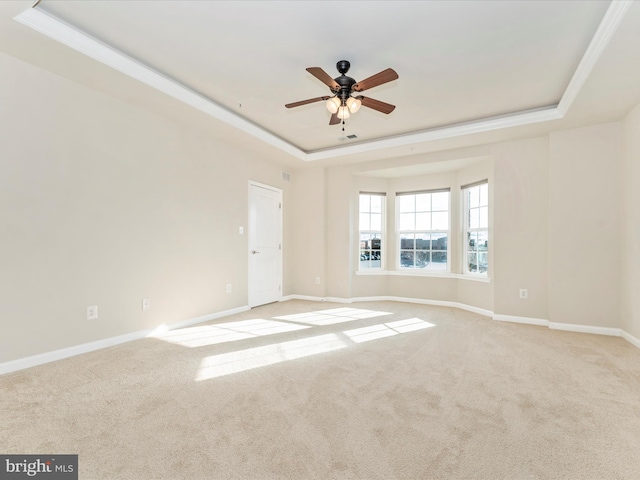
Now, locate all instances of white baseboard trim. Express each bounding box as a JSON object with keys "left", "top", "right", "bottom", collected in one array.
[
  {"left": 281, "top": 294, "right": 640, "bottom": 351},
  {"left": 493, "top": 314, "right": 549, "bottom": 327},
  {"left": 280, "top": 294, "right": 324, "bottom": 303},
  {"left": 284, "top": 294, "right": 494, "bottom": 318},
  {"left": 621, "top": 330, "right": 640, "bottom": 349},
  {"left": 548, "top": 322, "right": 621, "bottom": 337},
  {"left": 0, "top": 305, "right": 250, "bottom": 376}
]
